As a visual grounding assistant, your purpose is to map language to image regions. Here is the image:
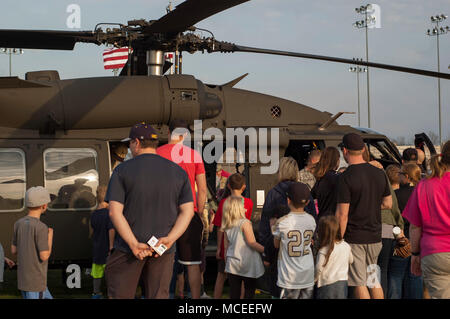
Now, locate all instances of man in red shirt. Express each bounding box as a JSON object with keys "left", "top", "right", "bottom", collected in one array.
[{"left": 157, "top": 119, "right": 207, "bottom": 299}]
